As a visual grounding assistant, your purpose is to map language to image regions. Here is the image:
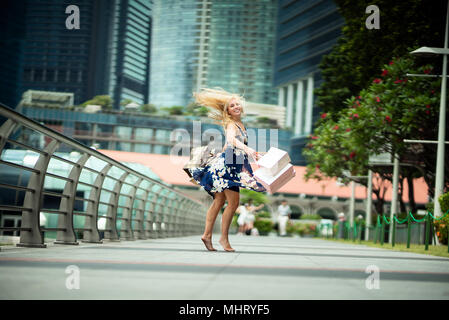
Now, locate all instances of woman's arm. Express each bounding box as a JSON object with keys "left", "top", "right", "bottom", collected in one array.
[{"left": 226, "top": 122, "right": 258, "bottom": 160}]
